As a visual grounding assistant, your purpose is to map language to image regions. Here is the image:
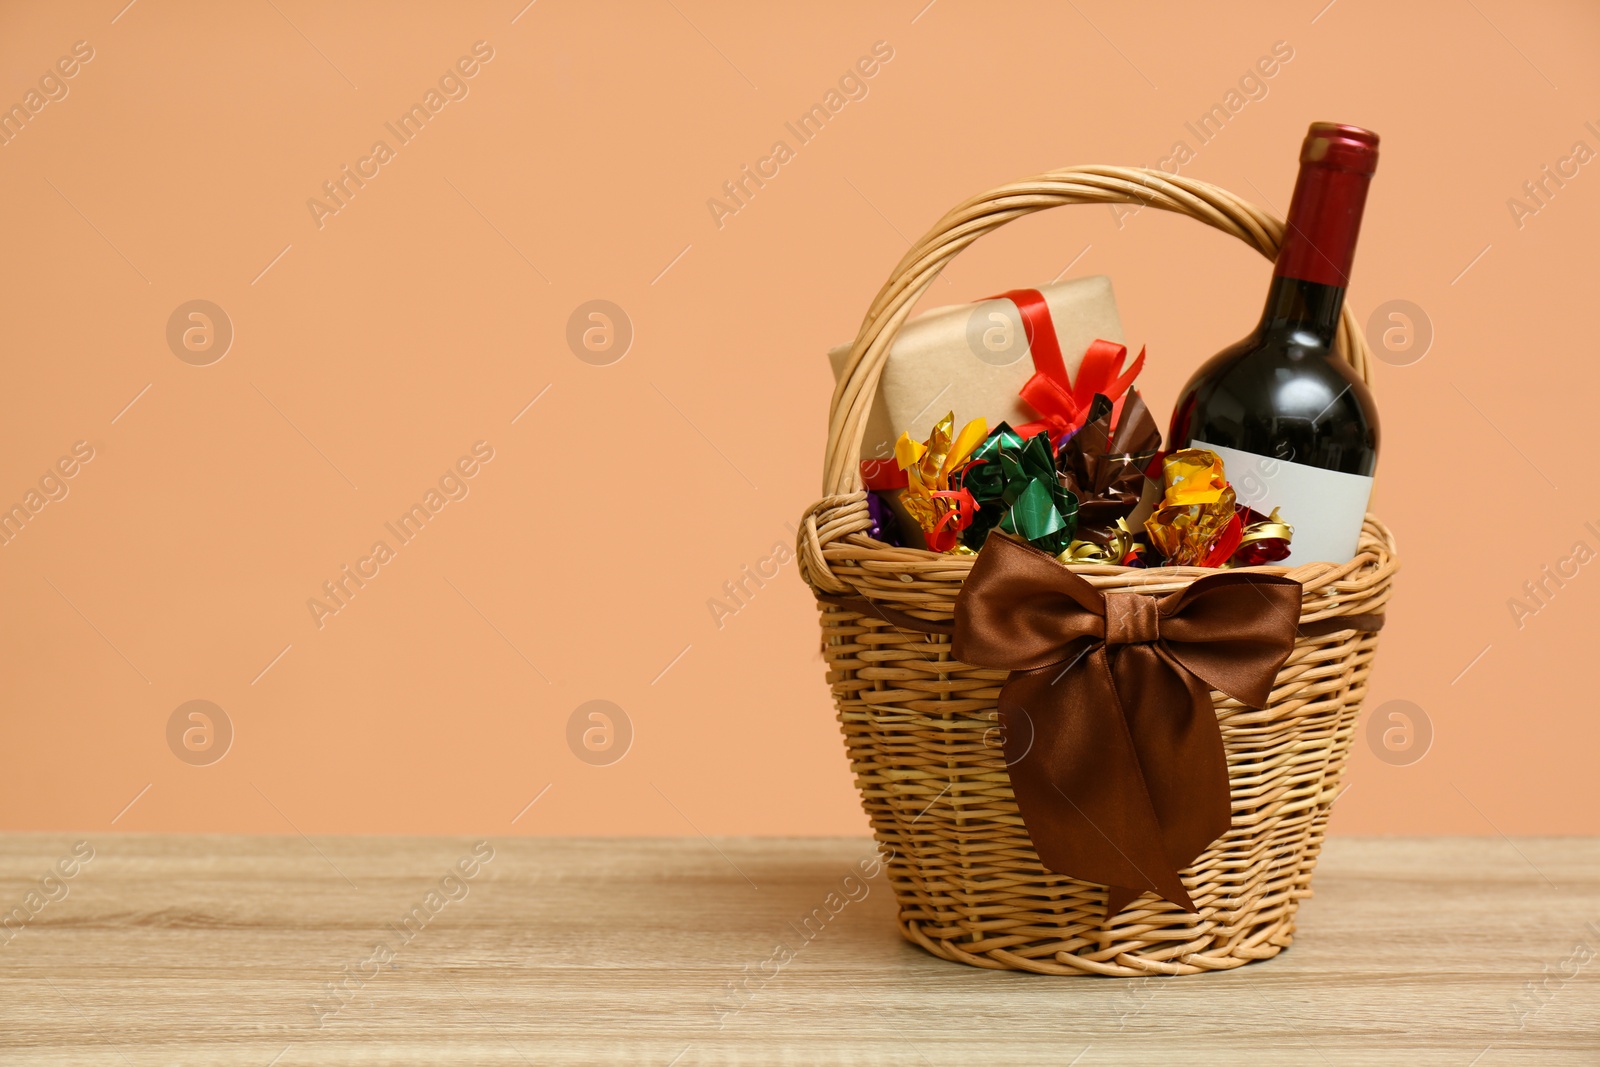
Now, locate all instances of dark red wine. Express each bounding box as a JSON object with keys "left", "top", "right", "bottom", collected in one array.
[{"left": 1168, "top": 122, "right": 1380, "bottom": 564}]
